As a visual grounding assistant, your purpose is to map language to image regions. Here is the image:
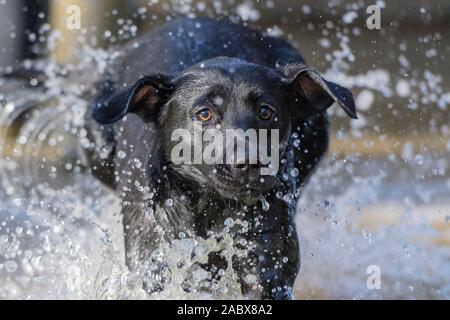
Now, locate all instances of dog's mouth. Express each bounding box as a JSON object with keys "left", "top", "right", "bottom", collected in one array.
[{"left": 208, "top": 165, "right": 279, "bottom": 201}]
